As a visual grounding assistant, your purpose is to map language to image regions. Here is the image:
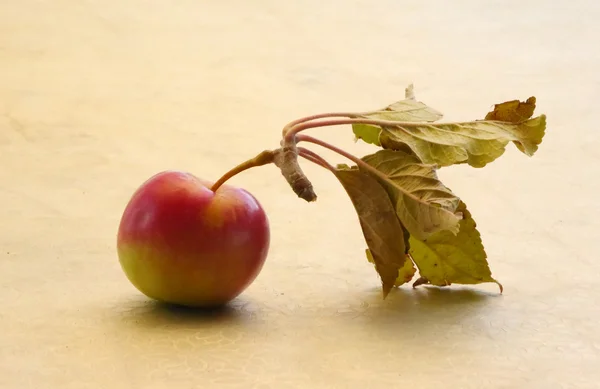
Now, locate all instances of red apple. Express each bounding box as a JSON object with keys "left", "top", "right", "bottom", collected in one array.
[{"left": 116, "top": 170, "right": 270, "bottom": 307}]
